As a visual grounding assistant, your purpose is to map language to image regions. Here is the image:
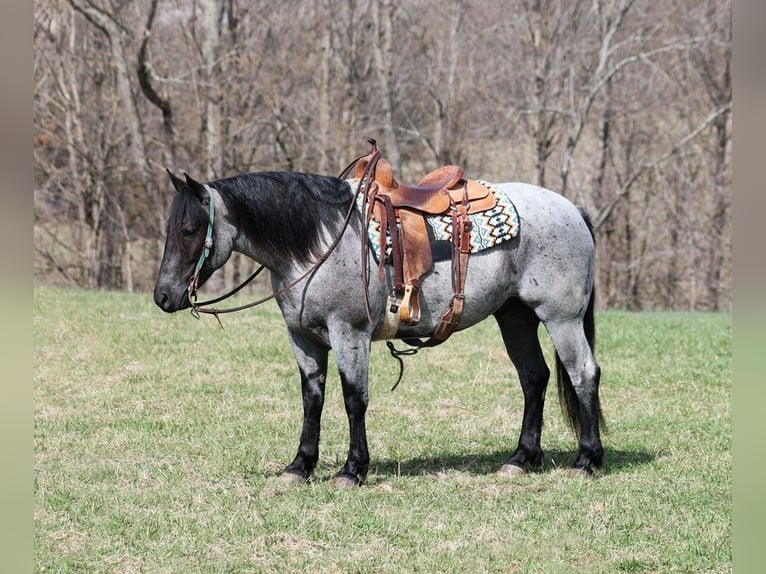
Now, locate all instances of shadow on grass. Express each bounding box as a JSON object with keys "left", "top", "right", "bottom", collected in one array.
[
  {"left": 369, "top": 448, "right": 655, "bottom": 478},
  {"left": 241, "top": 449, "right": 655, "bottom": 483}
]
